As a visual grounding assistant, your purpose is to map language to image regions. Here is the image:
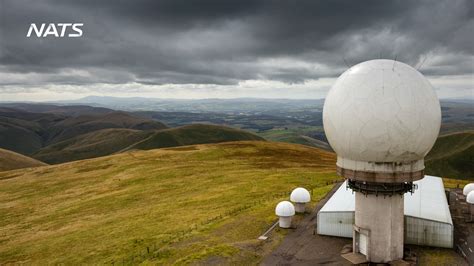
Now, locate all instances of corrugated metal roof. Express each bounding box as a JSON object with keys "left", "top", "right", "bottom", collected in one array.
[{"left": 319, "top": 175, "right": 452, "bottom": 225}]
